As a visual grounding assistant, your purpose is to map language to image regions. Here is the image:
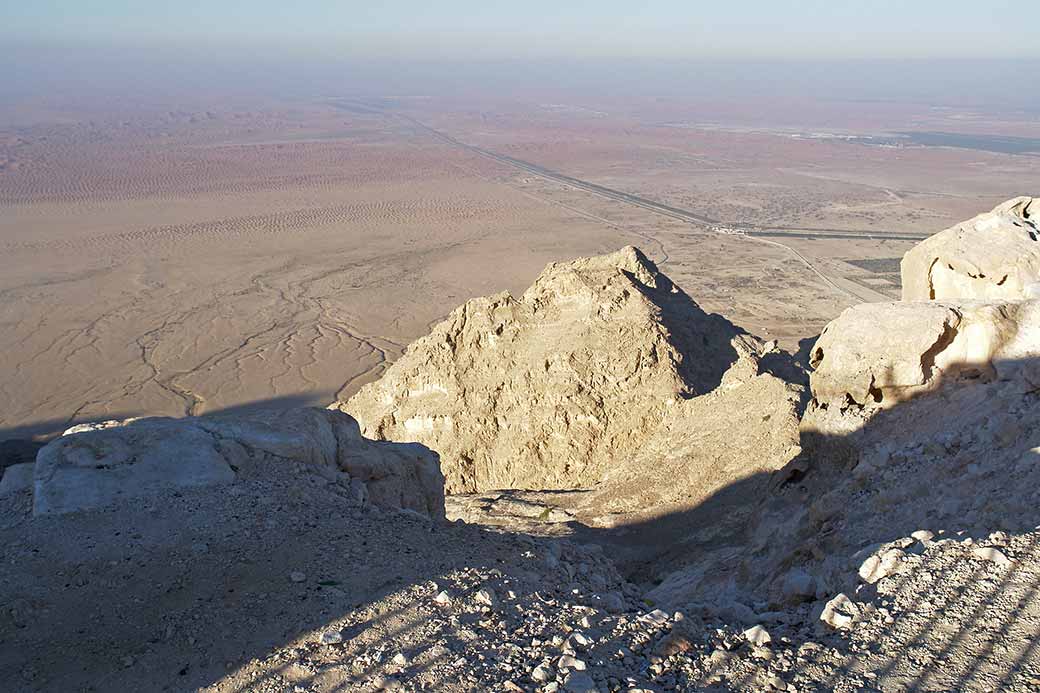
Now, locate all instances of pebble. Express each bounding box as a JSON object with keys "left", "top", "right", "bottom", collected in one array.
[
  {"left": 743, "top": 624, "right": 771, "bottom": 646},
  {"left": 973, "top": 547, "right": 1012, "bottom": 566},
  {"left": 911, "top": 529, "right": 935, "bottom": 544},
  {"left": 318, "top": 630, "right": 343, "bottom": 645},
  {"left": 563, "top": 671, "right": 599, "bottom": 693},
  {"left": 433, "top": 590, "right": 452, "bottom": 605},
  {"left": 557, "top": 654, "right": 587, "bottom": 671},
  {"left": 819, "top": 593, "right": 860, "bottom": 631},
  {"left": 566, "top": 631, "right": 593, "bottom": 650},
  {"left": 289, "top": 571, "right": 306, "bottom": 583},
  {"left": 531, "top": 663, "right": 555, "bottom": 682},
  {"left": 859, "top": 548, "right": 905, "bottom": 584},
  {"left": 640, "top": 609, "right": 670, "bottom": 627},
  {"left": 475, "top": 588, "right": 498, "bottom": 607}
]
